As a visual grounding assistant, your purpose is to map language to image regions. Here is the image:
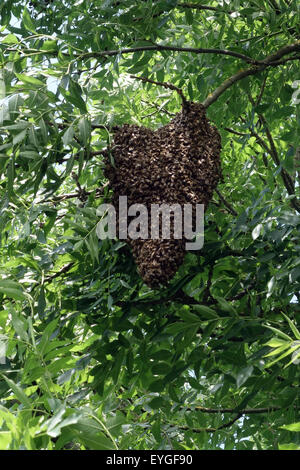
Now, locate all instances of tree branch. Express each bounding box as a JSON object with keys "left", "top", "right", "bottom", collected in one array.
[
  {"left": 202, "top": 66, "right": 265, "bottom": 108},
  {"left": 259, "top": 42, "right": 300, "bottom": 64},
  {"left": 193, "top": 405, "right": 295, "bottom": 414},
  {"left": 203, "top": 42, "right": 300, "bottom": 107},
  {"left": 86, "top": 42, "right": 299, "bottom": 69},
  {"left": 178, "top": 404, "right": 300, "bottom": 433},
  {"left": 79, "top": 44, "right": 256, "bottom": 64},
  {"left": 6, "top": 40, "right": 300, "bottom": 74},
  {"left": 266, "top": 54, "right": 300, "bottom": 66}
]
